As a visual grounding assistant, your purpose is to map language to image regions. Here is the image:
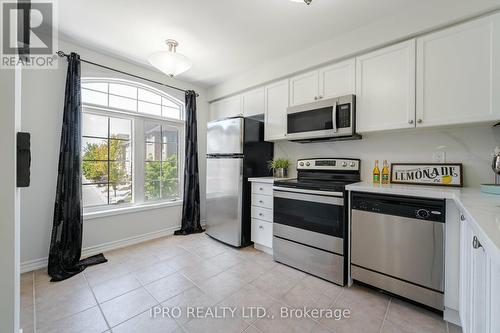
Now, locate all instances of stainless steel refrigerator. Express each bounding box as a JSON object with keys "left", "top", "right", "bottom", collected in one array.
[{"left": 206, "top": 116, "right": 273, "bottom": 247}]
